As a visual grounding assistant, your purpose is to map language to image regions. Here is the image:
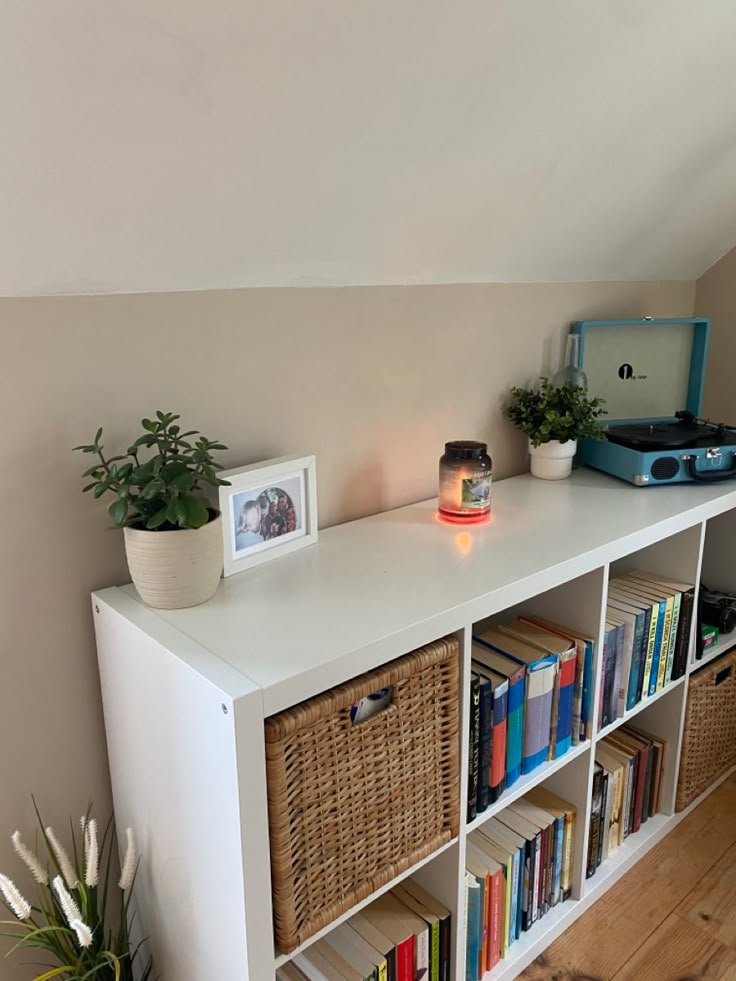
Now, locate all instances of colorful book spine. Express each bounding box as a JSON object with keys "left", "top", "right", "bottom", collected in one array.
[
  {"left": 612, "top": 623, "right": 625, "bottom": 721},
  {"left": 505, "top": 670, "right": 525, "bottom": 787},
  {"left": 648, "top": 601, "right": 666, "bottom": 696},
  {"left": 476, "top": 674, "right": 493, "bottom": 813},
  {"left": 587, "top": 764, "right": 603, "bottom": 878},
  {"left": 640, "top": 602, "right": 658, "bottom": 698},
  {"left": 465, "top": 874, "right": 481, "bottom": 981},
  {"left": 664, "top": 592, "right": 681, "bottom": 684},
  {"left": 656, "top": 596, "right": 674, "bottom": 690},
  {"left": 571, "top": 641, "right": 585, "bottom": 746},
  {"left": 672, "top": 588, "right": 695, "bottom": 679},
  {"left": 555, "top": 649, "right": 576, "bottom": 758},
  {"left": 467, "top": 676, "right": 480, "bottom": 822},
  {"left": 582, "top": 640, "right": 594, "bottom": 740},
  {"left": 488, "top": 866, "right": 502, "bottom": 971},
  {"left": 600, "top": 625, "right": 618, "bottom": 729},
  {"left": 625, "top": 611, "right": 645, "bottom": 711},
  {"left": 490, "top": 680, "right": 508, "bottom": 803}
]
